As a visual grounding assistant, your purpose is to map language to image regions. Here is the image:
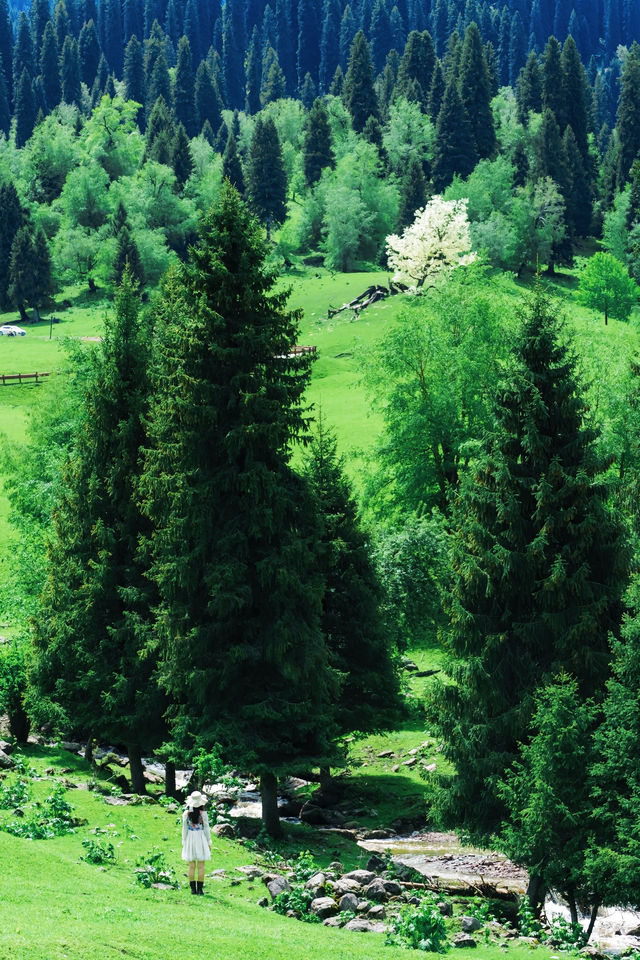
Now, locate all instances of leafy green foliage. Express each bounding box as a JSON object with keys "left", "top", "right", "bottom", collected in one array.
[
  {"left": 134, "top": 849, "right": 179, "bottom": 888},
  {"left": 1, "top": 784, "right": 77, "bottom": 839},
  {"left": 81, "top": 836, "right": 117, "bottom": 864},
  {"left": 0, "top": 776, "right": 30, "bottom": 809},
  {"left": 291, "top": 850, "right": 320, "bottom": 882},
  {"left": 577, "top": 252, "right": 638, "bottom": 324},
  {"left": 385, "top": 895, "right": 448, "bottom": 951}
]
